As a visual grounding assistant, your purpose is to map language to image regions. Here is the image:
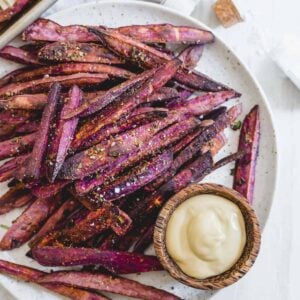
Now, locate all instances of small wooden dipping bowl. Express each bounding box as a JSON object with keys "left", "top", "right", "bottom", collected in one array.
[{"left": 154, "top": 183, "right": 261, "bottom": 290}]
